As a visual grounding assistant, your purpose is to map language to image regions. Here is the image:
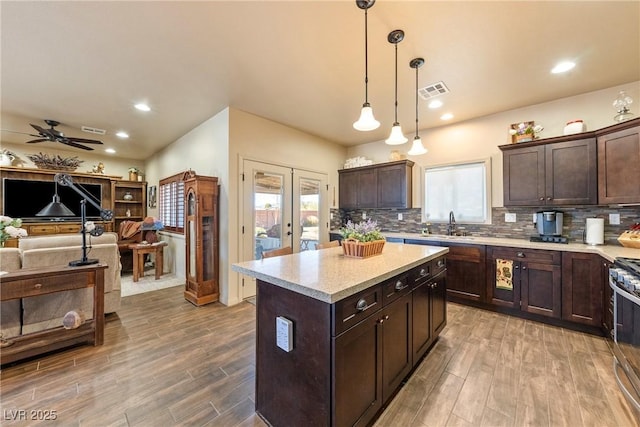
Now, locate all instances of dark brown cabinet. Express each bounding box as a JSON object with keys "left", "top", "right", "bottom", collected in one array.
[
  {"left": 501, "top": 136, "right": 597, "bottom": 206},
  {"left": 597, "top": 119, "right": 640, "bottom": 204},
  {"left": 487, "top": 247, "right": 562, "bottom": 319},
  {"left": 444, "top": 243, "right": 486, "bottom": 303},
  {"left": 338, "top": 160, "right": 413, "bottom": 209},
  {"left": 561, "top": 252, "right": 603, "bottom": 327}
]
